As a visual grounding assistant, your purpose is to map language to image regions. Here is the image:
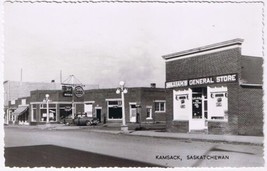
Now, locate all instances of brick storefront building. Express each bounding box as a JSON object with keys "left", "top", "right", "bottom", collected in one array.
[
  {"left": 7, "top": 86, "right": 166, "bottom": 127},
  {"left": 162, "top": 39, "right": 263, "bottom": 136}
]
